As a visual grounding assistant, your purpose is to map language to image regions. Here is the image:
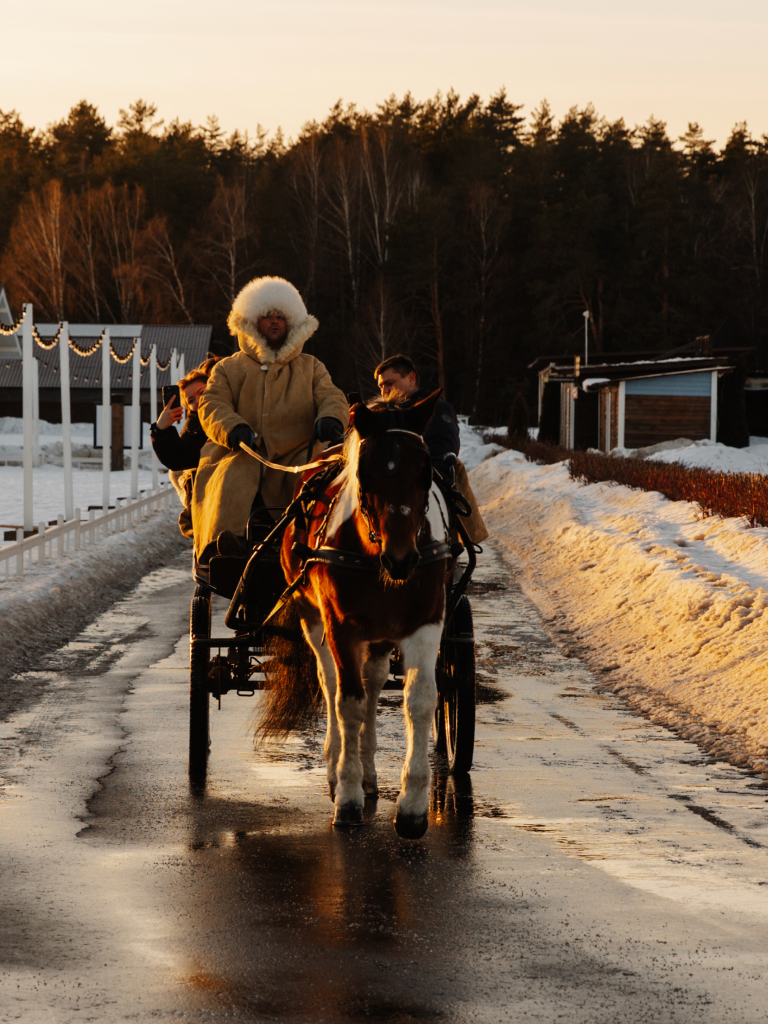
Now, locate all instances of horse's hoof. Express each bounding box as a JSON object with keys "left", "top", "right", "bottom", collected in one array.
[
  {"left": 394, "top": 811, "right": 429, "bottom": 840},
  {"left": 333, "top": 802, "right": 363, "bottom": 826}
]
